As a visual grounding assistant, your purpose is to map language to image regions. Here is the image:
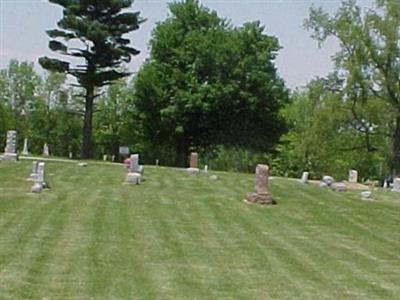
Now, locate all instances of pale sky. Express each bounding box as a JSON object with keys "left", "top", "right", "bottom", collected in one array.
[{"left": 0, "top": 0, "right": 375, "bottom": 88}]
